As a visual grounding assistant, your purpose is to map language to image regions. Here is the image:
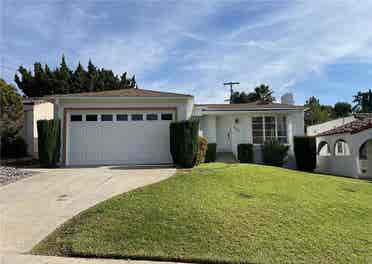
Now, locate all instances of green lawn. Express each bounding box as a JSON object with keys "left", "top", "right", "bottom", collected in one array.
[{"left": 33, "top": 163, "right": 372, "bottom": 264}]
